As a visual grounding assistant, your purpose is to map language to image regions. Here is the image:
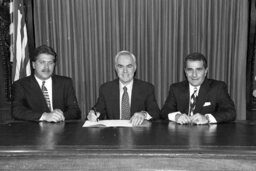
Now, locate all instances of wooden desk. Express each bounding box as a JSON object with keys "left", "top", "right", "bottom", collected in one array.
[{"left": 0, "top": 120, "right": 256, "bottom": 170}]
